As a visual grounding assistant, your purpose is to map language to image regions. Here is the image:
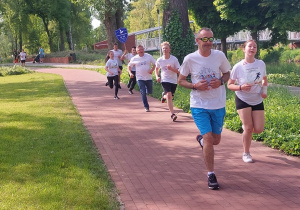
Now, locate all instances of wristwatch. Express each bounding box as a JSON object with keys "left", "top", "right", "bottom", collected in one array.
[{"left": 220, "top": 78, "right": 224, "bottom": 85}]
